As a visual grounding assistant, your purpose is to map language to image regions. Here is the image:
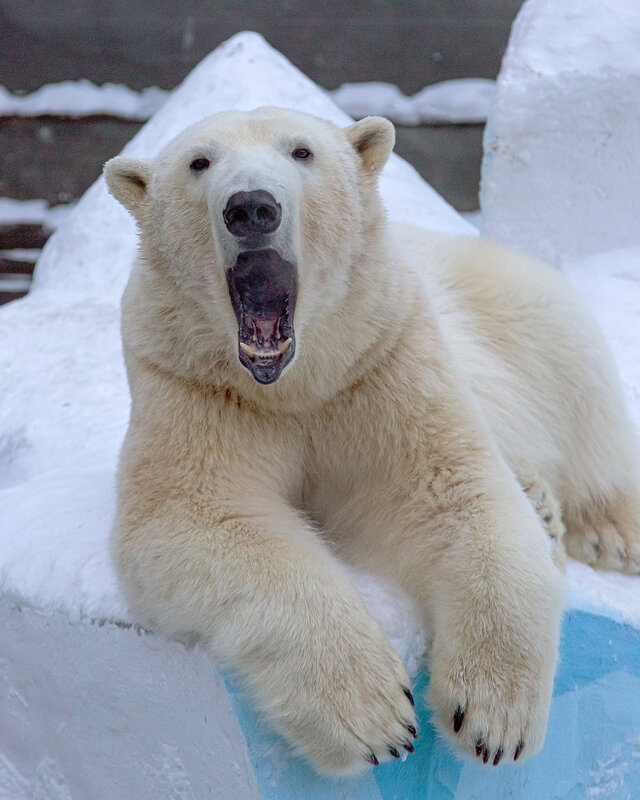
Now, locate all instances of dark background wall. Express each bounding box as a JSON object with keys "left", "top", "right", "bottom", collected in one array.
[
  {"left": 1, "top": 0, "right": 525, "bottom": 205},
  {"left": 2, "top": 1, "right": 523, "bottom": 93}
]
